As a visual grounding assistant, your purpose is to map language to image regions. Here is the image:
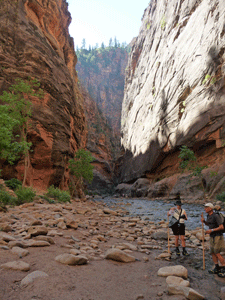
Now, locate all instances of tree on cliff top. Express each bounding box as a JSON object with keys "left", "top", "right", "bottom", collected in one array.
[{"left": 0, "top": 78, "right": 43, "bottom": 185}]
